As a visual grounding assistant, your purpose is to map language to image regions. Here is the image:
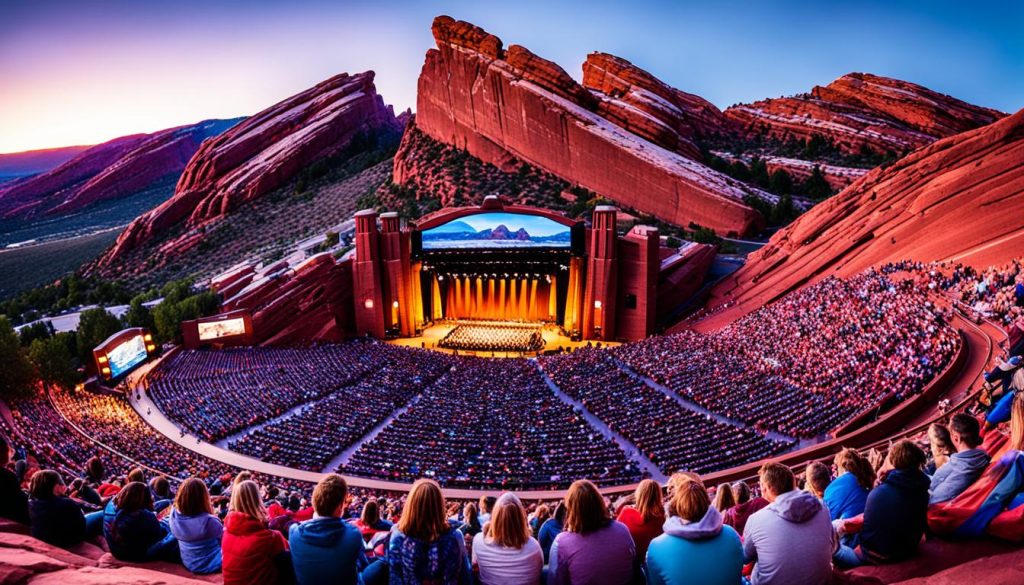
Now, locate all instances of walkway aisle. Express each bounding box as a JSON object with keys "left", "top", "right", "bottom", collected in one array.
[
  {"left": 611, "top": 358, "right": 802, "bottom": 446},
  {"left": 323, "top": 394, "right": 424, "bottom": 473},
  {"left": 531, "top": 360, "right": 666, "bottom": 482}
]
